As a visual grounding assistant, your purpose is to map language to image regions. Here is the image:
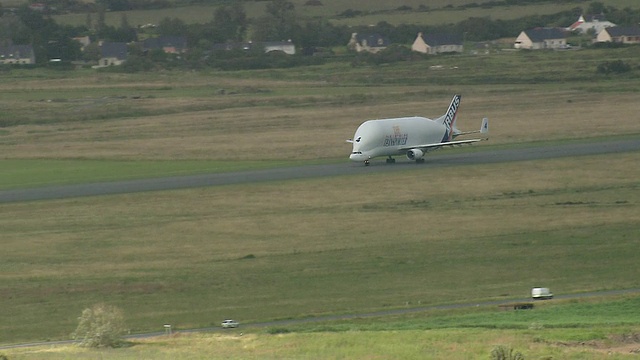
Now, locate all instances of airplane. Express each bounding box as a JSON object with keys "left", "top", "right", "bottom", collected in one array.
[{"left": 347, "top": 94, "right": 488, "bottom": 166}]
